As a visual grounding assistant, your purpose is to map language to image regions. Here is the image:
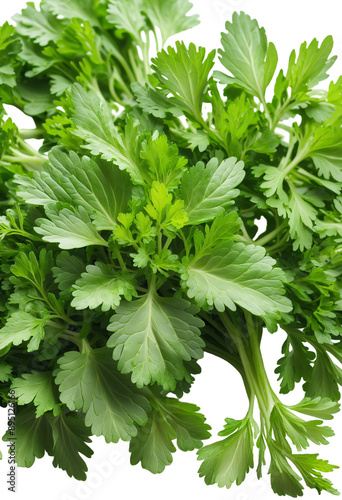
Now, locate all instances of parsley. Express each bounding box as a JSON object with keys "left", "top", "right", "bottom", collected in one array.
[{"left": 0, "top": 1, "right": 342, "bottom": 497}]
